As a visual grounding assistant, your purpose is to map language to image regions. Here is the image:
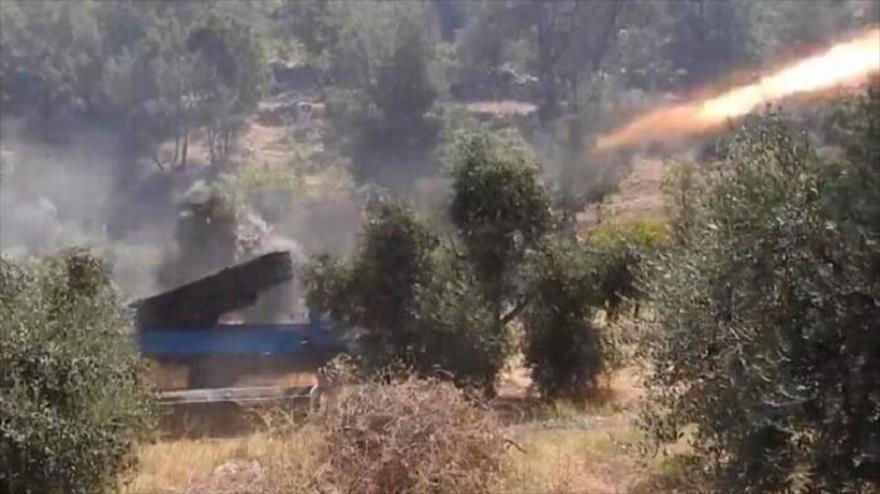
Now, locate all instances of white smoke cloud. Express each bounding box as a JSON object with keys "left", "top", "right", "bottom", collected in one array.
[{"left": 0, "top": 117, "right": 171, "bottom": 297}]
